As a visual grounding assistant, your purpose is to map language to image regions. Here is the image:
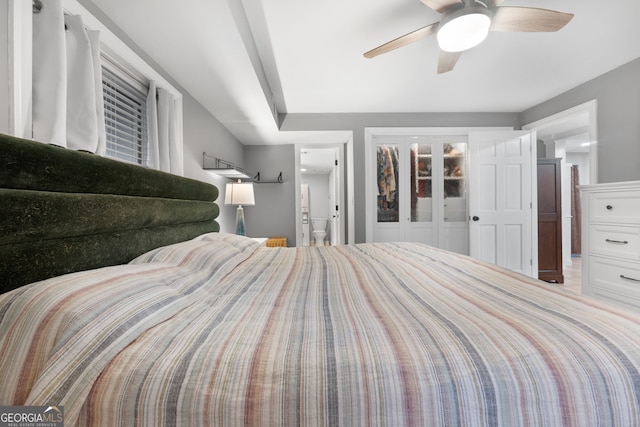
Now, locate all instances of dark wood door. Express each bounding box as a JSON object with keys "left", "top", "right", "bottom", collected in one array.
[{"left": 537, "top": 158, "right": 564, "bottom": 283}]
